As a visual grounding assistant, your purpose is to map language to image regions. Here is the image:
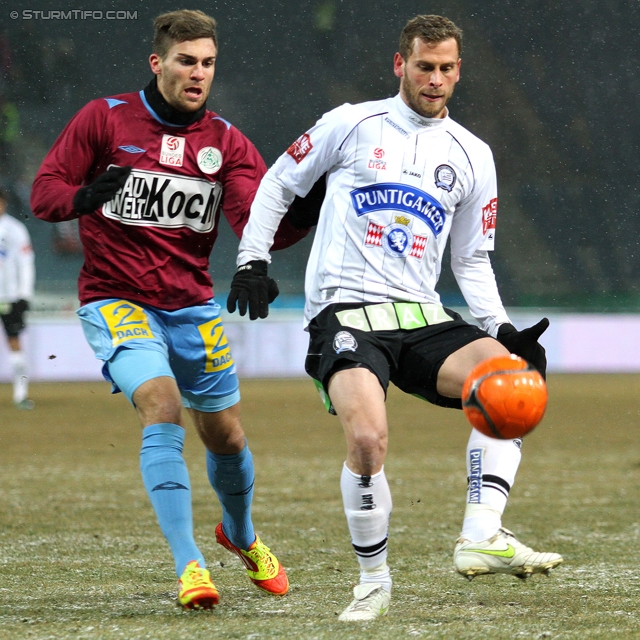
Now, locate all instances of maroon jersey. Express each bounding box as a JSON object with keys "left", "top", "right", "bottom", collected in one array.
[{"left": 31, "top": 90, "right": 305, "bottom": 309}]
